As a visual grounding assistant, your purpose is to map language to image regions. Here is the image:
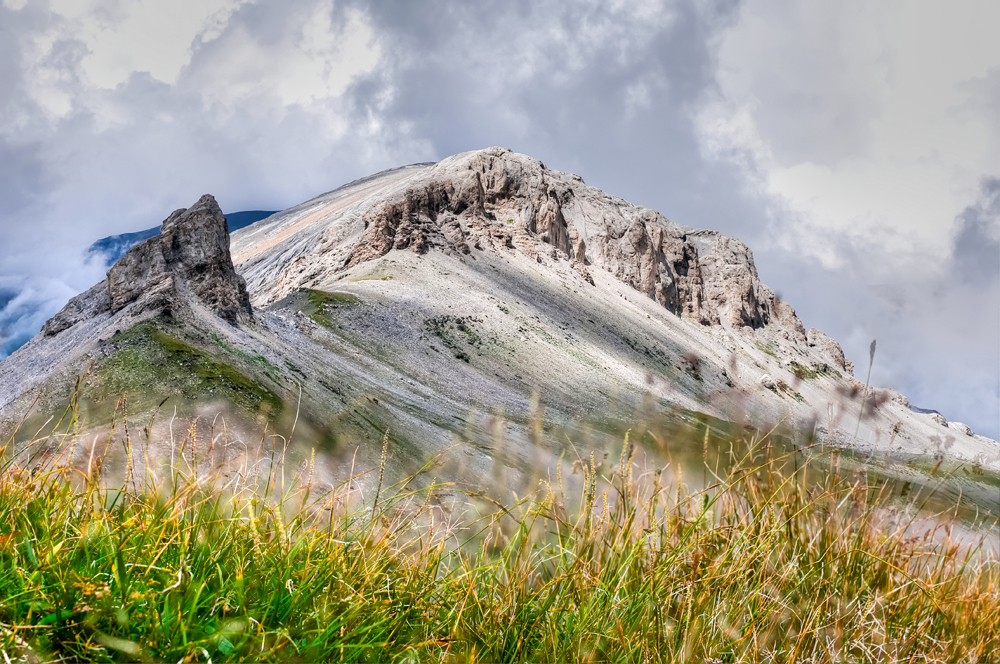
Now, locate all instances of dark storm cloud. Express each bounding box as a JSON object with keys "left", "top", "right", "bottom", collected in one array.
[
  {"left": 953, "top": 177, "right": 1000, "bottom": 285},
  {"left": 345, "top": 0, "right": 764, "bottom": 240}
]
